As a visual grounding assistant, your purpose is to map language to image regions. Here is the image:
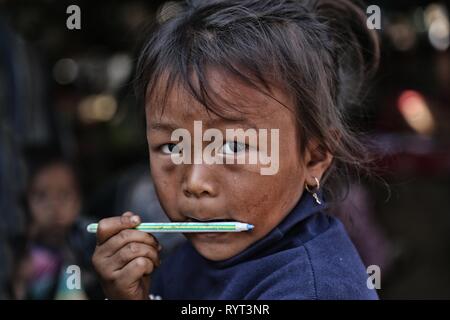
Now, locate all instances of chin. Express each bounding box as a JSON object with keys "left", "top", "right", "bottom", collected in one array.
[
  {"left": 187, "top": 234, "right": 241, "bottom": 261},
  {"left": 194, "top": 243, "right": 237, "bottom": 261}
]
